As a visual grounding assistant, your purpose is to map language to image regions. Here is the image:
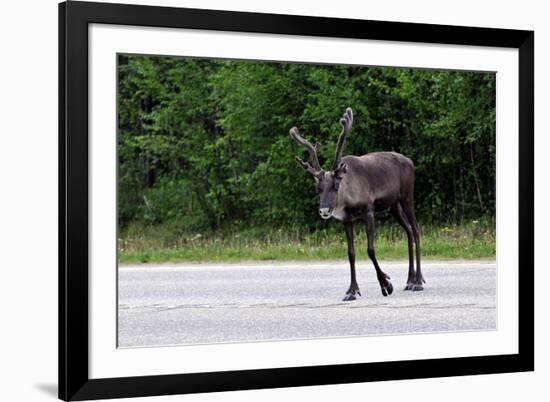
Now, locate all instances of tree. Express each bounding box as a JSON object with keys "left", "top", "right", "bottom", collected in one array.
[{"left": 117, "top": 55, "right": 496, "bottom": 233}]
